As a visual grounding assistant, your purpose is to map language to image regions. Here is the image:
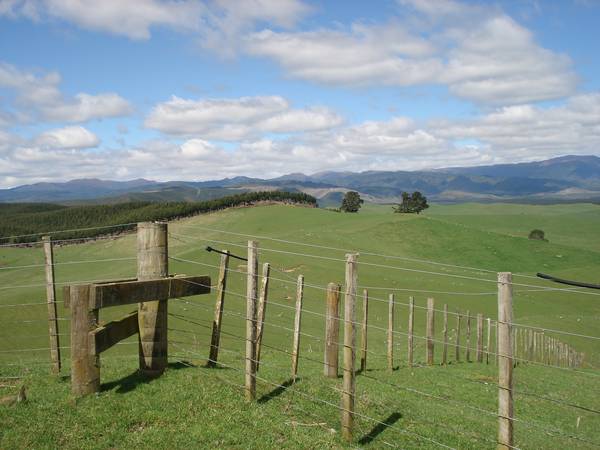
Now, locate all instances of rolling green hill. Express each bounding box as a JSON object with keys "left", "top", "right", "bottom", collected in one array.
[{"left": 1, "top": 203, "right": 599, "bottom": 449}]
